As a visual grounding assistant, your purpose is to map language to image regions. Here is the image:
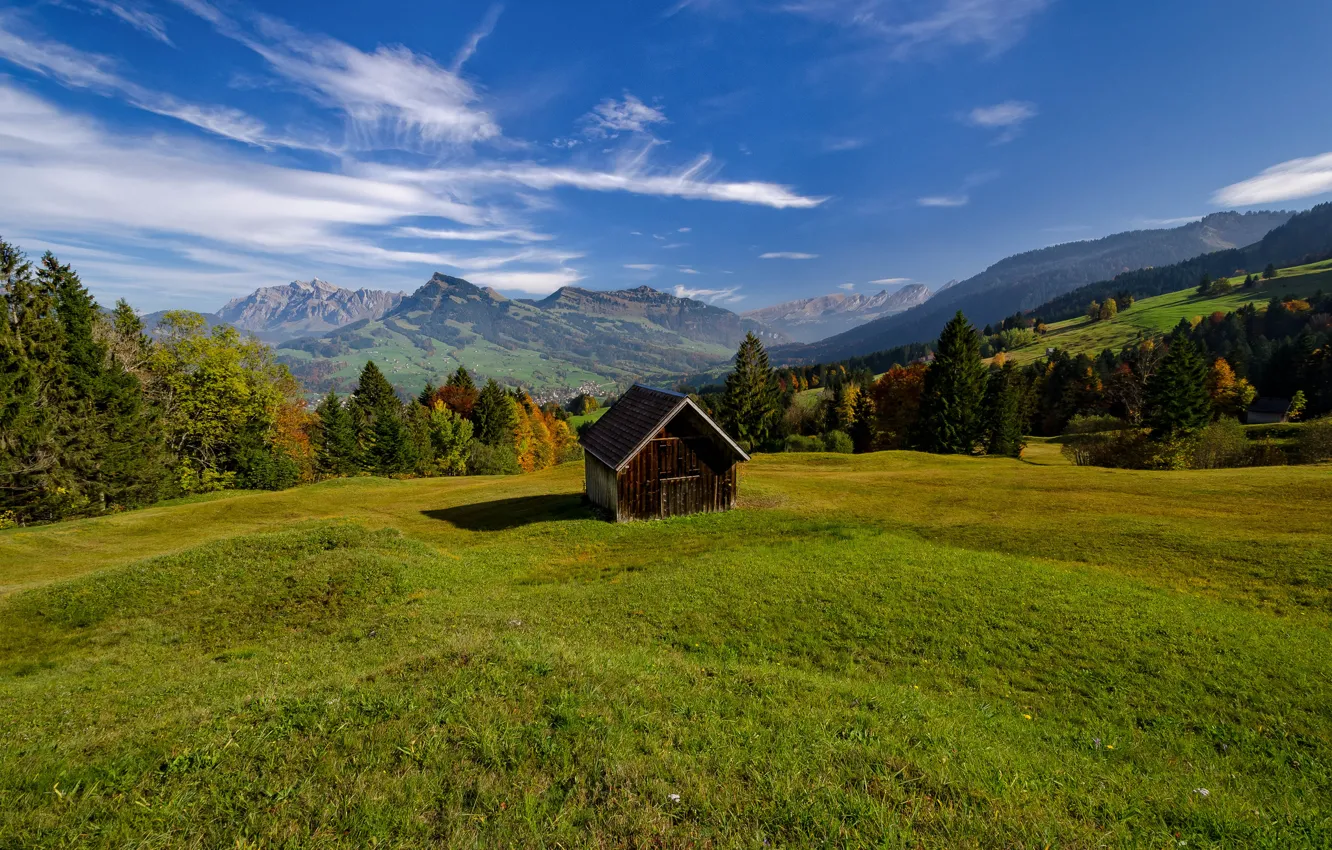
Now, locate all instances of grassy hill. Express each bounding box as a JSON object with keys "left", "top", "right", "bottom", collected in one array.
[
  {"left": 1003, "top": 260, "right": 1332, "bottom": 365},
  {"left": 3, "top": 453, "right": 1330, "bottom": 846}
]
